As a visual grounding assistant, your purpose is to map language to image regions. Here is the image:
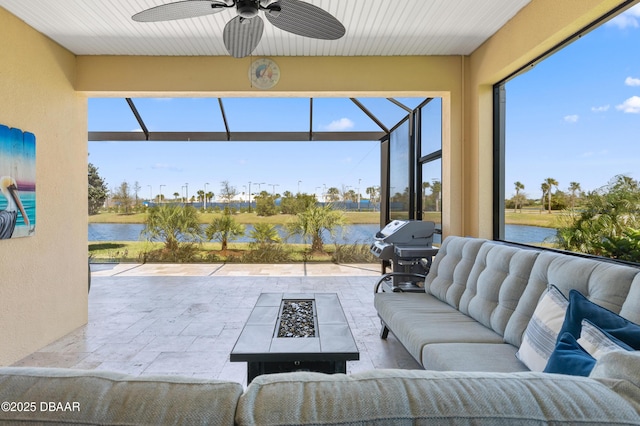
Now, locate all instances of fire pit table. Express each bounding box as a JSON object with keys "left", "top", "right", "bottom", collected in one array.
[{"left": 230, "top": 293, "right": 359, "bottom": 383}]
